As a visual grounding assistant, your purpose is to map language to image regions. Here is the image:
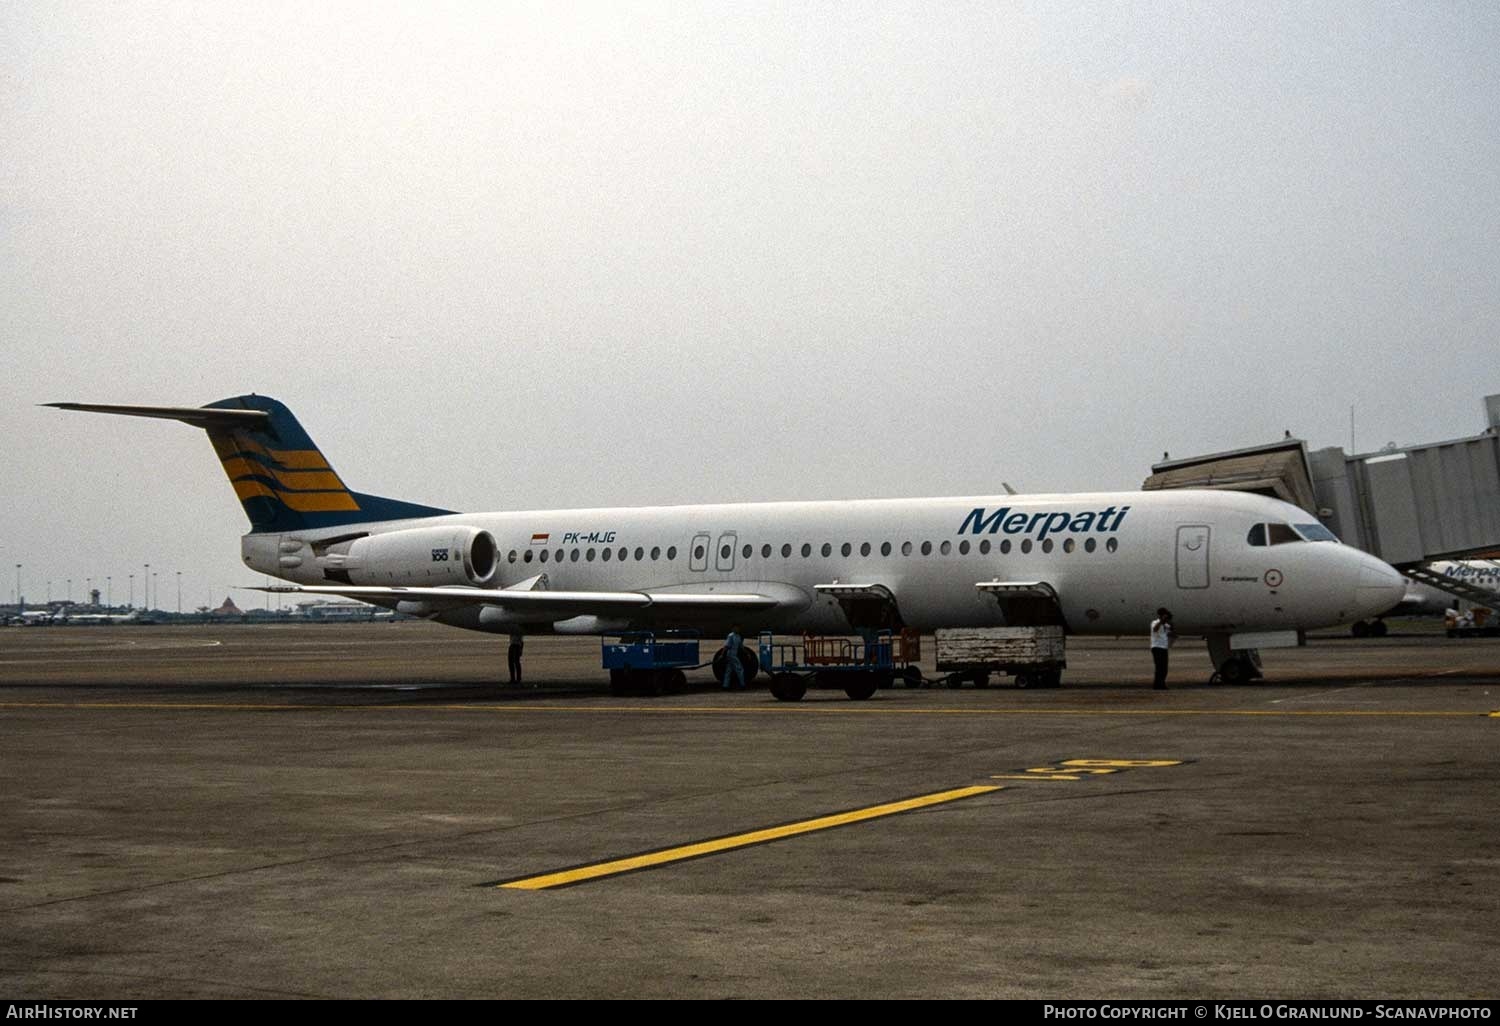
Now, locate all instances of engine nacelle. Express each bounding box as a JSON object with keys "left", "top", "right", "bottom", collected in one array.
[{"left": 336, "top": 526, "right": 499, "bottom": 588}]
